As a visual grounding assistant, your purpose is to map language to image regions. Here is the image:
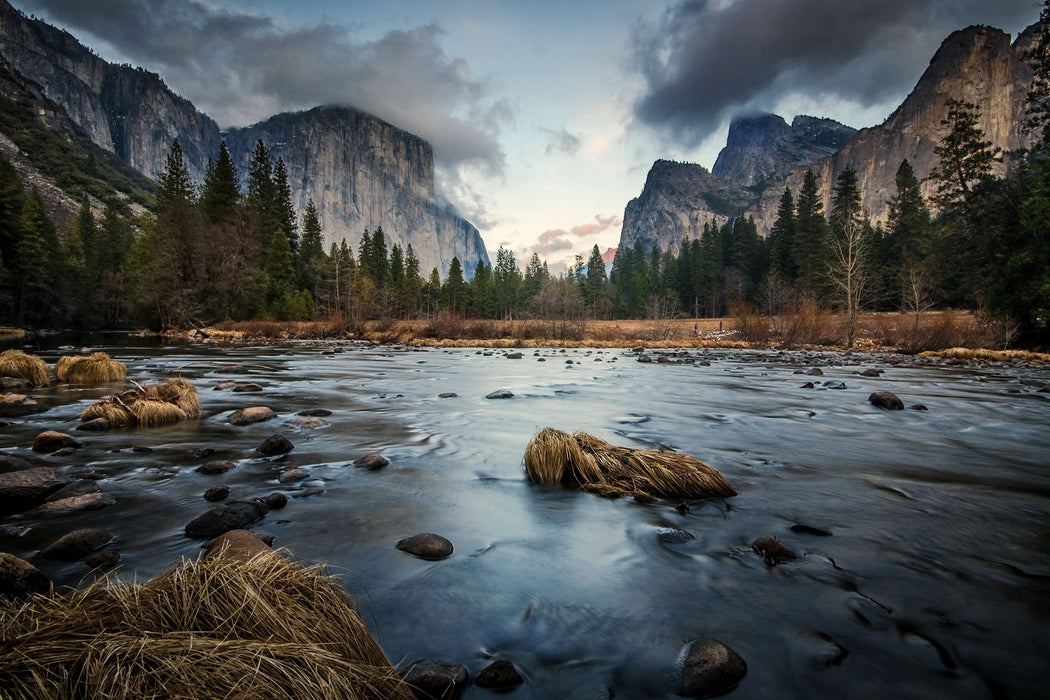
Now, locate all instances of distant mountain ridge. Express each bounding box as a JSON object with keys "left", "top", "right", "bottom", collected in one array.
[
  {"left": 0, "top": 0, "right": 488, "bottom": 277},
  {"left": 619, "top": 22, "right": 1038, "bottom": 254}
]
